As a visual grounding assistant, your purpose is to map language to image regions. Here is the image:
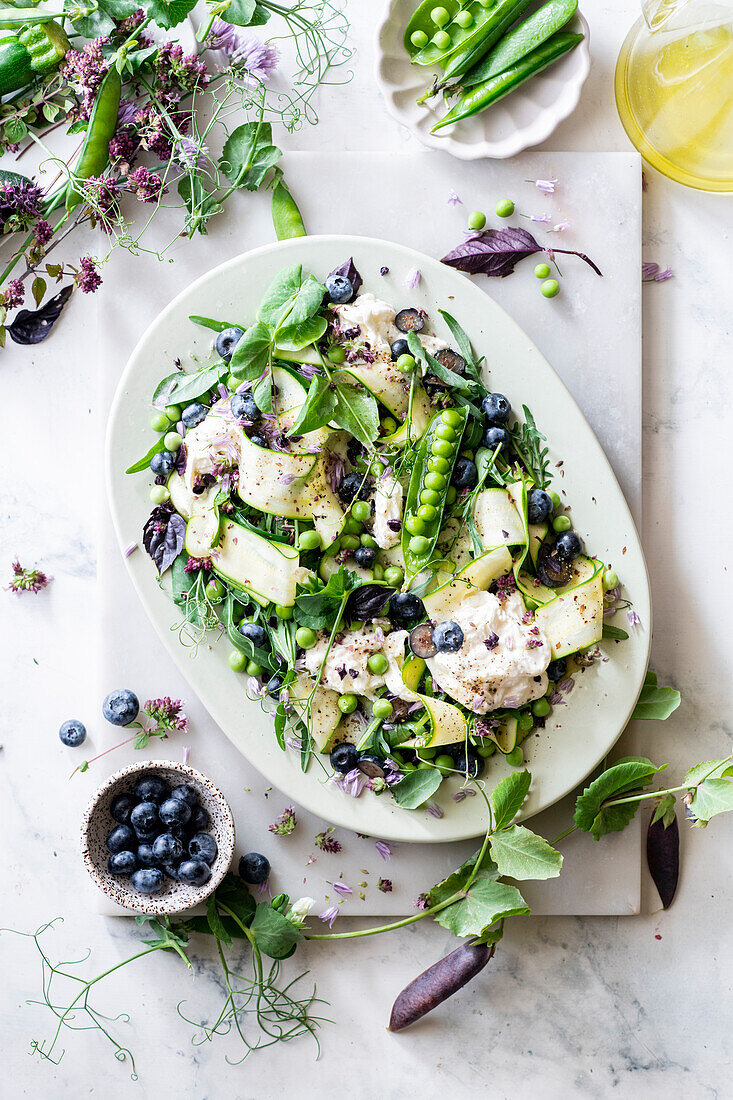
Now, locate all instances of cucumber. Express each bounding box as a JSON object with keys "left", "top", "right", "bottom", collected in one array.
[
  {"left": 516, "top": 554, "right": 601, "bottom": 608},
  {"left": 462, "top": 0, "right": 578, "bottom": 86},
  {"left": 183, "top": 489, "right": 220, "bottom": 554},
  {"left": 381, "top": 385, "right": 434, "bottom": 447},
  {"left": 423, "top": 545, "right": 513, "bottom": 620},
  {"left": 473, "top": 487, "right": 526, "bottom": 549},
  {"left": 290, "top": 675, "right": 342, "bottom": 752},
  {"left": 334, "top": 362, "right": 412, "bottom": 420},
  {"left": 399, "top": 656, "right": 469, "bottom": 748},
  {"left": 534, "top": 569, "right": 604, "bottom": 659},
  {"left": 528, "top": 522, "right": 549, "bottom": 567},
  {"left": 236, "top": 430, "right": 317, "bottom": 518},
  {"left": 207, "top": 519, "right": 300, "bottom": 606},
  {"left": 168, "top": 470, "right": 195, "bottom": 521},
  {"left": 273, "top": 344, "right": 321, "bottom": 367},
  {"left": 484, "top": 715, "right": 519, "bottom": 754}
]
